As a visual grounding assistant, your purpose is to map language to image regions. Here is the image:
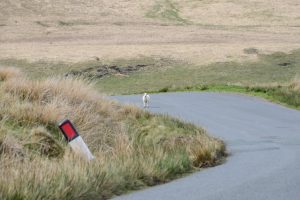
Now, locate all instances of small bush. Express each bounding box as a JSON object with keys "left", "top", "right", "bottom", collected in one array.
[
  {"left": 199, "top": 85, "right": 209, "bottom": 91},
  {"left": 184, "top": 85, "right": 192, "bottom": 90},
  {"left": 159, "top": 86, "right": 170, "bottom": 92}
]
